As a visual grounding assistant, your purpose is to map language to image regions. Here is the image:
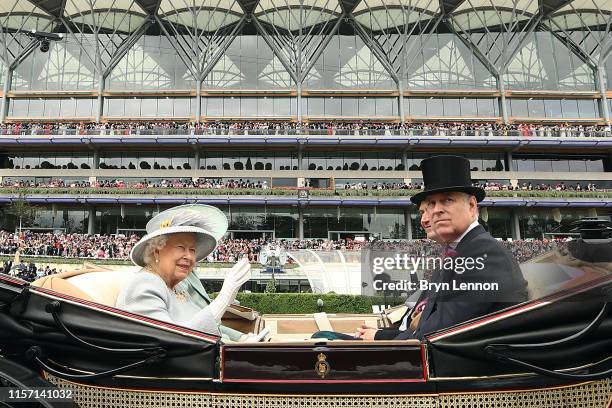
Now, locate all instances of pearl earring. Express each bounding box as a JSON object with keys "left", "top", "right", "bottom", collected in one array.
[{"left": 155, "top": 258, "right": 159, "bottom": 263}]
